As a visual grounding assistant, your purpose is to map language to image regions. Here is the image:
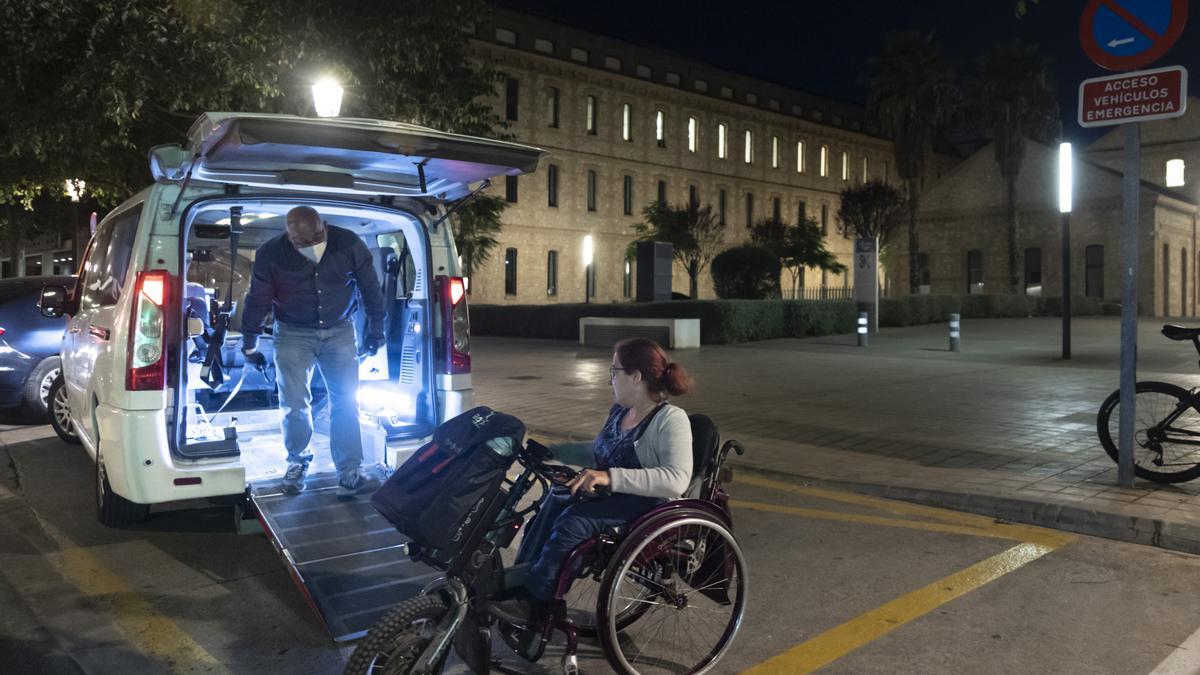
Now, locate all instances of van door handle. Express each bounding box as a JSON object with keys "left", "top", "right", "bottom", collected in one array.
[{"left": 88, "top": 325, "right": 110, "bottom": 341}]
